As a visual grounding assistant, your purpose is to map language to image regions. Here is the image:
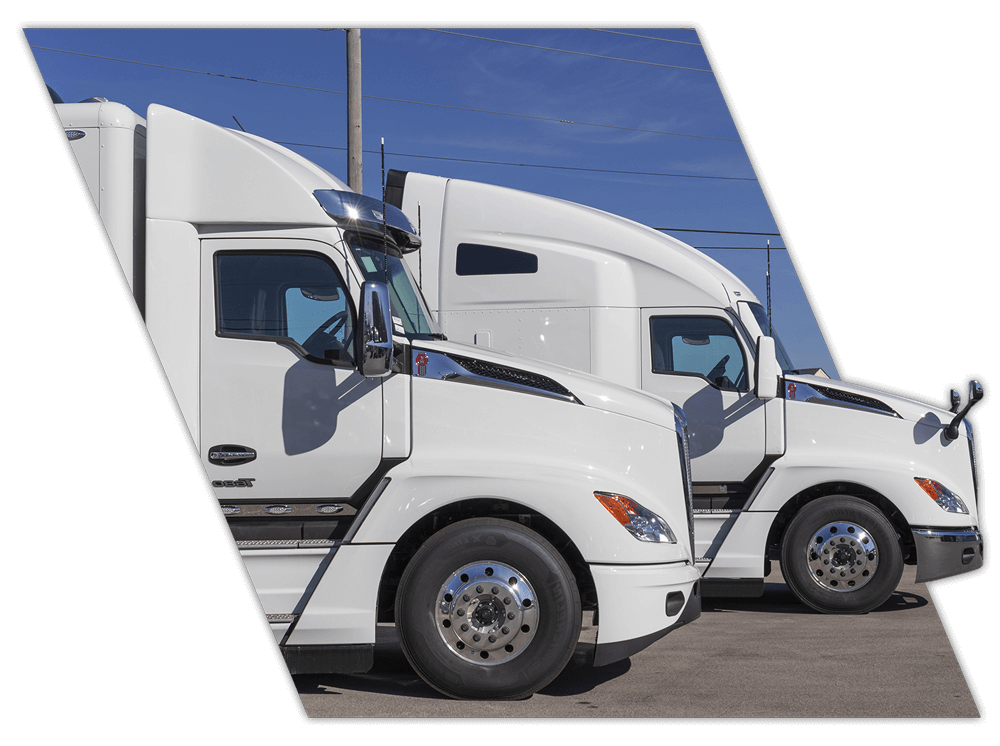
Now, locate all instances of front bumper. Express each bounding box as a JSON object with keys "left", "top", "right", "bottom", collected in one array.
[
  {"left": 589, "top": 561, "right": 701, "bottom": 667},
  {"left": 912, "top": 527, "right": 984, "bottom": 583}
]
